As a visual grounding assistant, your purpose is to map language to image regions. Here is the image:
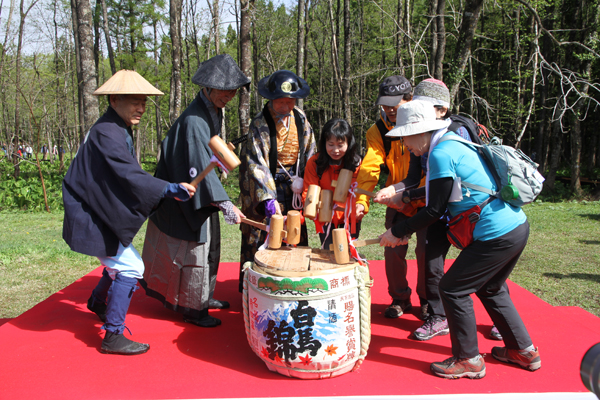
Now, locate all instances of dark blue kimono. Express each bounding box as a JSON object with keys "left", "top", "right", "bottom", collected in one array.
[{"left": 62, "top": 106, "right": 168, "bottom": 257}]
